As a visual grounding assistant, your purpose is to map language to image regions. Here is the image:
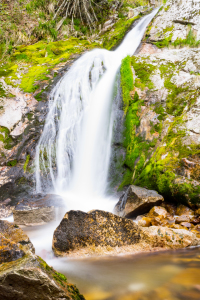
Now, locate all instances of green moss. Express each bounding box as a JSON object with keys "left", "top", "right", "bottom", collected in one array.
[
  {"left": 173, "top": 28, "right": 200, "bottom": 48},
  {"left": 119, "top": 56, "right": 158, "bottom": 189},
  {"left": 102, "top": 16, "right": 140, "bottom": 50},
  {"left": 131, "top": 56, "right": 156, "bottom": 89},
  {"left": 23, "top": 154, "right": 30, "bottom": 172},
  {"left": 154, "top": 33, "right": 173, "bottom": 48},
  {"left": 7, "top": 159, "right": 17, "bottom": 167},
  {"left": 1, "top": 38, "right": 101, "bottom": 94},
  {"left": 120, "top": 56, "right": 134, "bottom": 115},
  {"left": 0, "top": 126, "right": 14, "bottom": 150}
]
